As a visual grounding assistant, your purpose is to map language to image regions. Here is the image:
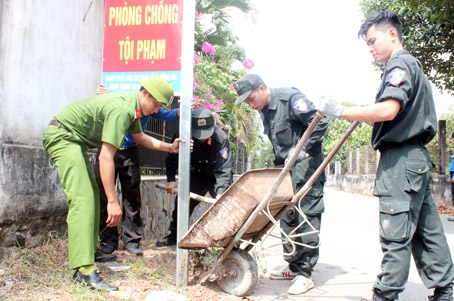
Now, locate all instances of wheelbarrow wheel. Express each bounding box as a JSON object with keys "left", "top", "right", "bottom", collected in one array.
[{"left": 216, "top": 249, "right": 258, "bottom": 296}]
